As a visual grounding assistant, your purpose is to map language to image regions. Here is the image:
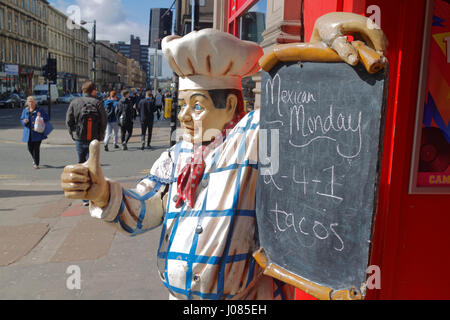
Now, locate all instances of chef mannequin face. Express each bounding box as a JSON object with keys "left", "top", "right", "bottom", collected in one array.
[{"left": 178, "top": 89, "right": 237, "bottom": 144}]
